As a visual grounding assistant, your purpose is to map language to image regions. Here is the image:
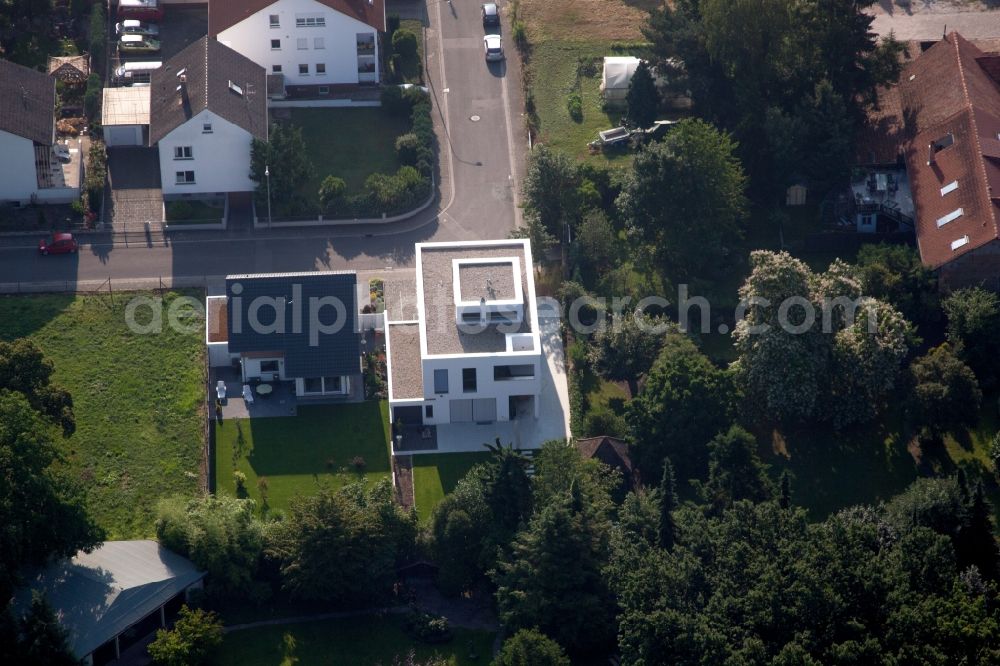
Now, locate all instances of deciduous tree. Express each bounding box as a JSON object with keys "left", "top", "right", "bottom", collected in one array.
[{"left": 909, "top": 344, "right": 982, "bottom": 437}]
